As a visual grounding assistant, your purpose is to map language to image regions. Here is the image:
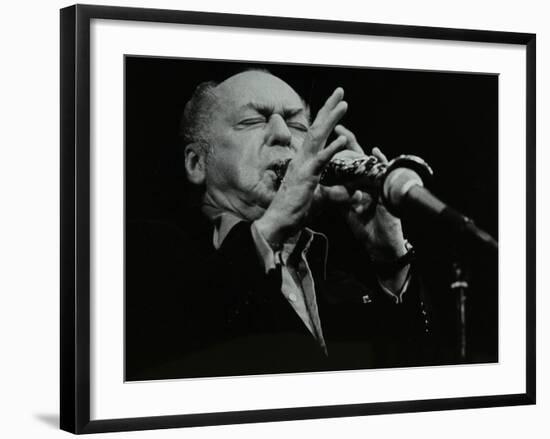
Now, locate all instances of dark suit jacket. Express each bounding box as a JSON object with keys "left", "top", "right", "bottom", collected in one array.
[{"left": 125, "top": 216, "right": 434, "bottom": 381}]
